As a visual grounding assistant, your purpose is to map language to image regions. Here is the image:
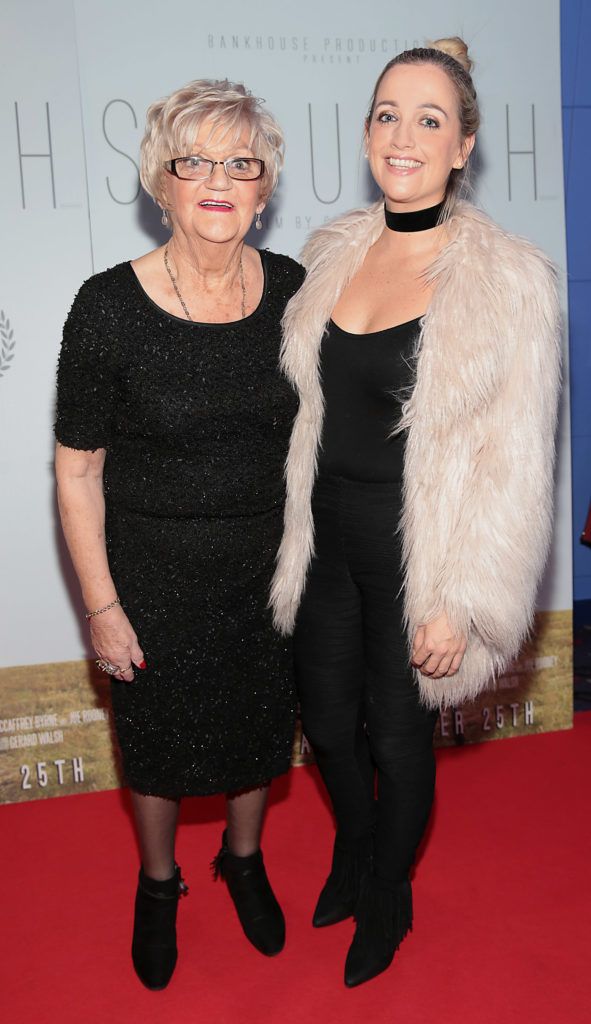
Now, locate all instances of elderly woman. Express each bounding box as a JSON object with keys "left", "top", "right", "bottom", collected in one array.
[
  {"left": 55, "top": 79, "right": 303, "bottom": 989},
  {"left": 271, "top": 38, "right": 560, "bottom": 986}
]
